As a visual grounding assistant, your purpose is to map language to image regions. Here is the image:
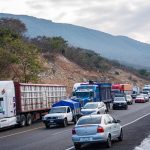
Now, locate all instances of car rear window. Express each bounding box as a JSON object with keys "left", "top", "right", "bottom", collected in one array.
[{"left": 77, "top": 116, "right": 101, "bottom": 125}]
